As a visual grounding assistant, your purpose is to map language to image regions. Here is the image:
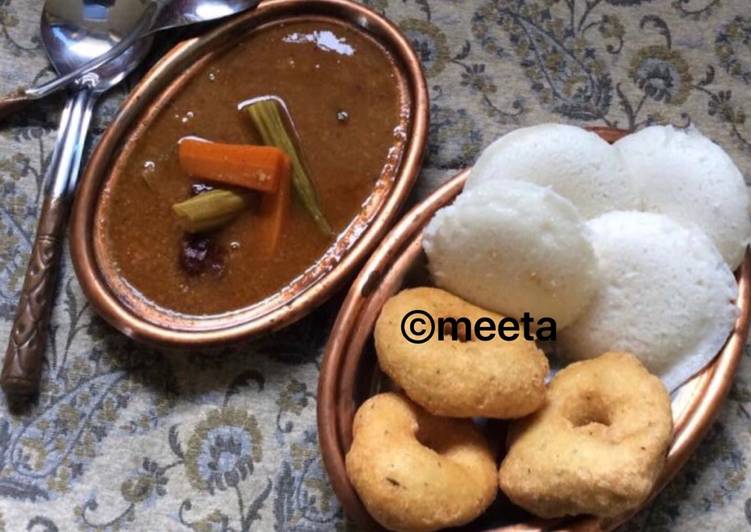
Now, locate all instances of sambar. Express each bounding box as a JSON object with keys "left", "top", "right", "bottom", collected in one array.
[{"left": 96, "top": 18, "right": 408, "bottom": 316}]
